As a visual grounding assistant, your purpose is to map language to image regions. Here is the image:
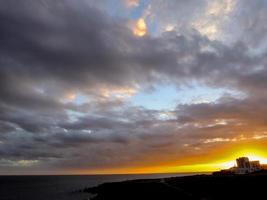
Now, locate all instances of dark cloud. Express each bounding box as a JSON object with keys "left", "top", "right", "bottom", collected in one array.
[{"left": 1, "top": 0, "right": 267, "bottom": 173}]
